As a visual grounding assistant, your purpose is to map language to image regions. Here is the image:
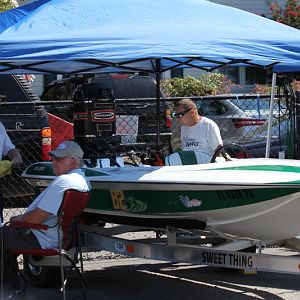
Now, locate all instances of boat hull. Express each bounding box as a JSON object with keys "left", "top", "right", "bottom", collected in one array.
[
  {"left": 84, "top": 186, "right": 300, "bottom": 240},
  {"left": 22, "top": 159, "right": 300, "bottom": 241}
]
